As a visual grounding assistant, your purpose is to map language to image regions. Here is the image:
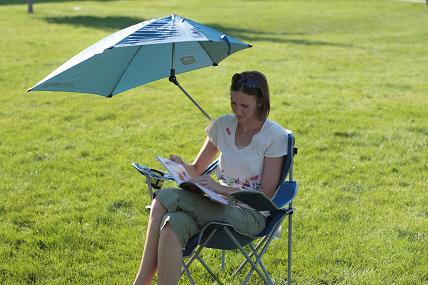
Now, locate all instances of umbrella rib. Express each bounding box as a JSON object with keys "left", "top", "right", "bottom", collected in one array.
[
  {"left": 108, "top": 45, "right": 144, "bottom": 96},
  {"left": 197, "top": 42, "right": 217, "bottom": 65}
]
